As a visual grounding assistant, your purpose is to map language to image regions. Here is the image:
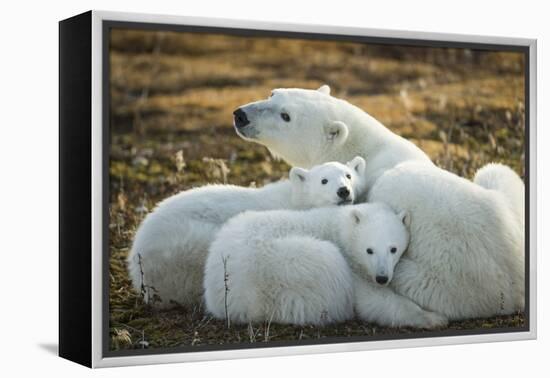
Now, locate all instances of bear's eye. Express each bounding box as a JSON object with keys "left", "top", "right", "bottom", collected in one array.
[
  {"left": 366, "top": 248, "right": 374, "bottom": 255},
  {"left": 321, "top": 179, "right": 328, "bottom": 185},
  {"left": 390, "top": 247, "right": 397, "bottom": 254},
  {"left": 346, "top": 174, "right": 352, "bottom": 179},
  {"left": 281, "top": 112, "right": 291, "bottom": 122}
]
